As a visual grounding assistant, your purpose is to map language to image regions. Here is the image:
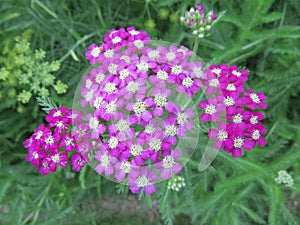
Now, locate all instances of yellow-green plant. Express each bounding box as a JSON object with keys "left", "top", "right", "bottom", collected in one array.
[{"left": 0, "top": 31, "right": 68, "bottom": 109}]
